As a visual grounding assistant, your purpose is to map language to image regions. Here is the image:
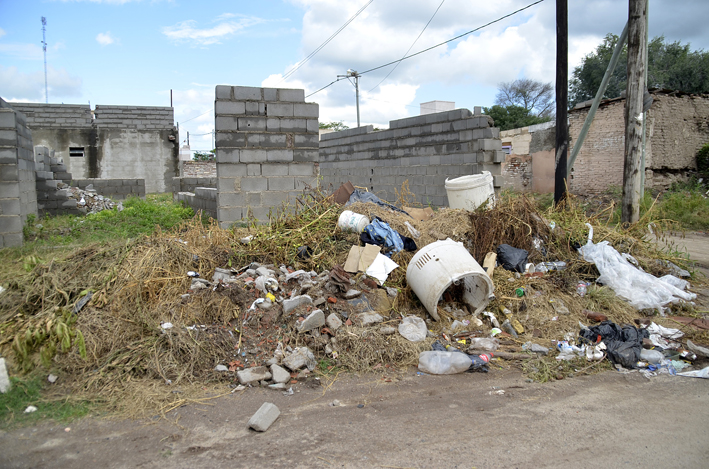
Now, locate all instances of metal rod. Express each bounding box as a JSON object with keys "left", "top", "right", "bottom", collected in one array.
[
  {"left": 567, "top": 22, "right": 629, "bottom": 178},
  {"left": 41, "top": 17, "right": 48, "bottom": 104}
]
